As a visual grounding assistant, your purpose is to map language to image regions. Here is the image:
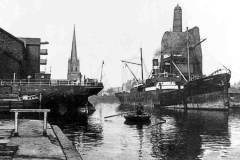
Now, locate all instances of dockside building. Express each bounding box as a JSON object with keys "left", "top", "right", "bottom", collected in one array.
[{"left": 0, "top": 27, "right": 49, "bottom": 80}]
